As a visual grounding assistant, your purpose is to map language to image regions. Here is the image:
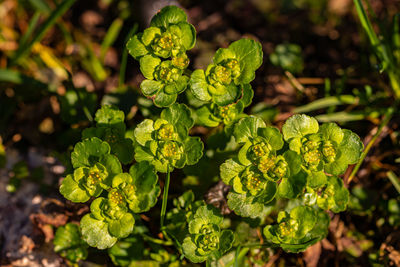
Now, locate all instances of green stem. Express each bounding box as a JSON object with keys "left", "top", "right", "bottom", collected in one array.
[
  {"left": 160, "top": 166, "right": 170, "bottom": 228},
  {"left": 142, "top": 233, "right": 174, "bottom": 246},
  {"left": 119, "top": 23, "right": 138, "bottom": 87},
  {"left": 387, "top": 171, "right": 400, "bottom": 195},
  {"left": 347, "top": 106, "right": 395, "bottom": 183},
  {"left": 206, "top": 259, "right": 211, "bottom": 267}
]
